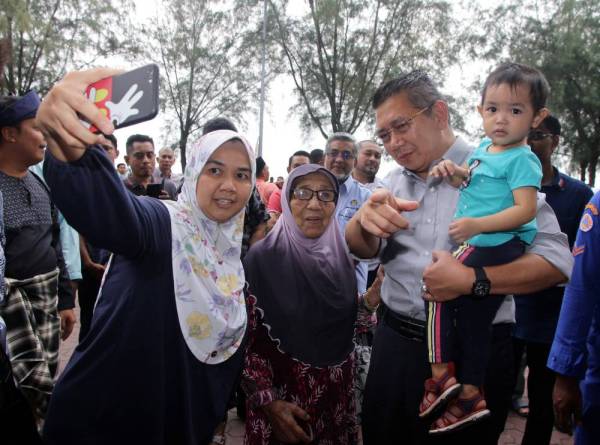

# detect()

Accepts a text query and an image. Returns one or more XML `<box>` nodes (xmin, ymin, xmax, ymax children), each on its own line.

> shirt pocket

<box><xmin>339</xmin><ymin>205</ymin><xmax>360</xmax><ymax>220</ymax></box>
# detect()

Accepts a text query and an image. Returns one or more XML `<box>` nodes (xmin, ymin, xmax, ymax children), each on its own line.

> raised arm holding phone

<box><xmin>37</xmin><ymin>68</ymin><xmax>255</xmax><ymax>445</ymax></box>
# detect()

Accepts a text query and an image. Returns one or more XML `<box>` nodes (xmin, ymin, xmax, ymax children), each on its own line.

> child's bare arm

<box><xmin>430</xmin><ymin>160</ymin><xmax>469</xmax><ymax>188</ymax></box>
<box><xmin>449</xmin><ymin>187</ymin><xmax>538</xmax><ymax>243</ymax></box>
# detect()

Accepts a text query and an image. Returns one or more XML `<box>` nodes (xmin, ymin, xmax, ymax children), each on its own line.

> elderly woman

<box><xmin>34</xmin><ymin>69</ymin><xmax>255</xmax><ymax>445</ymax></box>
<box><xmin>242</xmin><ymin>164</ymin><xmax>379</xmax><ymax>444</ymax></box>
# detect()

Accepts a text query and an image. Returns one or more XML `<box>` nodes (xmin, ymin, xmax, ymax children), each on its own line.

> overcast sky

<box><xmin>111</xmin><ymin>0</ymin><xmax>485</xmax><ymax>178</ymax></box>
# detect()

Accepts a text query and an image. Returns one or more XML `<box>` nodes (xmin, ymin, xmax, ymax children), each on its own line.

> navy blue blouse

<box><xmin>42</xmin><ymin>147</ymin><xmax>243</xmax><ymax>445</ymax></box>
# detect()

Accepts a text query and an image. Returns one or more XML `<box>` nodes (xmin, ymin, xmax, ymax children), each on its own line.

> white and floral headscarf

<box><xmin>164</xmin><ymin>130</ymin><xmax>255</xmax><ymax>364</ymax></box>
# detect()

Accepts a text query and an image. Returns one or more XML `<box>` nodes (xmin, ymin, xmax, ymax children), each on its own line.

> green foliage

<box><xmin>465</xmin><ymin>0</ymin><xmax>600</xmax><ymax>185</ymax></box>
<box><xmin>0</xmin><ymin>0</ymin><xmax>138</xmax><ymax>95</ymax></box>
<box><xmin>149</xmin><ymin>0</ymin><xmax>265</xmax><ymax>170</ymax></box>
<box><xmin>269</xmin><ymin>0</ymin><xmax>458</xmax><ymax>137</ymax></box>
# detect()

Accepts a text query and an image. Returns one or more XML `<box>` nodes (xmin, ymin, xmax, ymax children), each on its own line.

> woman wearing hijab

<box><xmin>34</xmin><ymin>69</ymin><xmax>255</xmax><ymax>445</ymax></box>
<box><xmin>242</xmin><ymin>164</ymin><xmax>379</xmax><ymax>444</ymax></box>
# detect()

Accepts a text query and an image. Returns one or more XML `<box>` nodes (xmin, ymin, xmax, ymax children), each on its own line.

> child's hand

<box><xmin>430</xmin><ymin>159</ymin><xmax>458</xmax><ymax>178</ymax></box>
<box><xmin>449</xmin><ymin>217</ymin><xmax>481</xmax><ymax>244</ymax></box>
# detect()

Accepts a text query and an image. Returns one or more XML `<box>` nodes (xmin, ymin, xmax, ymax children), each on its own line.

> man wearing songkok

<box><xmin>0</xmin><ymin>90</ymin><xmax>75</xmax><ymax>421</ymax></box>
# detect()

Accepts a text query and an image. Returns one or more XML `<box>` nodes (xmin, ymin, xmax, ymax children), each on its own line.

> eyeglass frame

<box><xmin>374</xmin><ymin>102</ymin><xmax>435</xmax><ymax>145</ymax></box>
<box><xmin>324</xmin><ymin>149</ymin><xmax>355</xmax><ymax>161</ymax></box>
<box><xmin>291</xmin><ymin>187</ymin><xmax>338</xmax><ymax>203</ymax></box>
<box><xmin>131</xmin><ymin>151</ymin><xmax>156</xmax><ymax>160</ymax></box>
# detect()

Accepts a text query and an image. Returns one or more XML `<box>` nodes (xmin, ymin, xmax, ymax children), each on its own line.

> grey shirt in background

<box><xmin>376</xmin><ymin>136</ymin><xmax>572</xmax><ymax>324</ymax></box>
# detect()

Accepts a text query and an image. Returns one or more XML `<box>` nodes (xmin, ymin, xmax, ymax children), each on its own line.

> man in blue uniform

<box><xmin>513</xmin><ymin>115</ymin><xmax>593</xmax><ymax>444</ymax></box>
<box><xmin>324</xmin><ymin>132</ymin><xmax>371</xmax><ymax>293</ymax></box>
<box><xmin>548</xmin><ymin>191</ymin><xmax>600</xmax><ymax>444</ymax></box>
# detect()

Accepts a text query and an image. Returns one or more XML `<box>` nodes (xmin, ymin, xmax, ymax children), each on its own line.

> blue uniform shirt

<box><xmin>455</xmin><ymin>138</ymin><xmax>542</xmax><ymax>246</ymax></box>
<box><xmin>514</xmin><ymin>168</ymin><xmax>593</xmax><ymax>343</ymax></box>
<box><xmin>336</xmin><ymin>176</ymin><xmax>371</xmax><ymax>293</ymax></box>
<box><xmin>30</xmin><ymin>161</ymin><xmax>82</xmax><ymax>280</ymax></box>
<box><xmin>541</xmin><ymin>168</ymin><xmax>594</xmax><ymax>248</ymax></box>
<box><xmin>548</xmin><ymin>191</ymin><xmax>600</xmax><ymax>406</ymax></box>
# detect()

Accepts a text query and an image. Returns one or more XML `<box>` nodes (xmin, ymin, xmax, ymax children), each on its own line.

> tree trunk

<box><xmin>179</xmin><ymin>131</ymin><xmax>189</xmax><ymax>172</ymax></box>
<box><xmin>579</xmin><ymin>160</ymin><xmax>587</xmax><ymax>183</ymax></box>
<box><xmin>588</xmin><ymin>156</ymin><xmax>598</xmax><ymax>188</ymax></box>
<box><xmin>5</xmin><ymin>16</ymin><xmax>15</xmax><ymax>94</ymax></box>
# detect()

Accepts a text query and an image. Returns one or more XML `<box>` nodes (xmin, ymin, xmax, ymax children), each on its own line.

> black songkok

<box><xmin>0</xmin><ymin>90</ymin><xmax>41</xmax><ymax>127</ymax></box>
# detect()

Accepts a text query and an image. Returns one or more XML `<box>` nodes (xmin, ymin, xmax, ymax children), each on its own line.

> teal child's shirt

<box><xmin>454</xmin><ymin>138</ymin><xmax>542</xmax><ymax>247</ymax></box>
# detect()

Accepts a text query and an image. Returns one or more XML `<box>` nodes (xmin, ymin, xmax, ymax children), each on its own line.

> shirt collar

<box><xmin>544</xmin><ymin>166</ymin><xmax>564</xmax><ymax>190</ymax></box>
<box><xmin>340</xmin><ymin>175</ymin><xmax>357</xmax><ymax>192</ymax></box>
<box><xmin>124</xmin><ymin>175</ymin><xmax>147</xmax><ymax>189</ymax></box>
<box><xmin>442</xmin><ymin>136</ymin><xmax>473</xmax><ymax>166</ymax></box>
<box><xmin>401</xmin><ymin>136</ymin><xmax>472</xmax><ymax>184</ymax></box>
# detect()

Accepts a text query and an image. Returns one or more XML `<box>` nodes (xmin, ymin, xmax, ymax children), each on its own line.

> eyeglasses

<box><xmin>528</xmin><ymin>130</ymin><xmax>554</xmax><ymax>141</ymax></box>
<box><xmin>375</xmin><ymin>103</ymin><xmax>433</xmax><ymax>144</ymax></box>
<box><xmin>325</xmin><ymin>149</ymin><xmax>354</xmax><ymax>161</ymax></box>
<box><xmin>132</xmin><ymin>151</ymin><xmax>155</xmax><ymax>160</ymax></box>
<box><xmin>292</xmin><ymin>188</ymin><xmax>337</xmax><ymax>202</ymax></box>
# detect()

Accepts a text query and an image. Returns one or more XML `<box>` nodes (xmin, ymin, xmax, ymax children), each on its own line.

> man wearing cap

<box><xmin>0</xmin><ymin>91</ymin><xmax>75</xmax><ymax>420</ymax></box>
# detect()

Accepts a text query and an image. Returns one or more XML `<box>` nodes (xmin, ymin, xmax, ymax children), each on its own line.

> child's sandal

<box><xmin>418</xmin><ymin>371</ymin><xmax>462</xmax><ymax>421</ymax></box>
<box><xmin>429</xmin><ymin>393</ymin><xmax>491</xmax><ymax>435</ymax></box>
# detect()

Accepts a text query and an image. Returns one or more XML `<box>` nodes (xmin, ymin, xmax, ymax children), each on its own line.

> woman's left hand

<box><xmin>263</xmin><ymin>400</ymin><xmax>312</xmax><ymax>443</ymax></box>
<box><xmin>364</xmin><ymin>266</ymin><xmax>384</xmax><ymax>310</ymax></box>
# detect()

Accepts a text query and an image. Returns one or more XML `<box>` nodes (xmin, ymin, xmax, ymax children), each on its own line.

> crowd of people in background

<box><xmin>0</xmin><ymin>55</ymin><xmax>598</xmax><ymax>445</ymax></box>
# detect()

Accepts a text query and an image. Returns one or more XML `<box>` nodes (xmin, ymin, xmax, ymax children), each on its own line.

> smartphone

<box><xmin>146</xmin><ymin>184</ymin><xmax>163</xmax><ymax>198</ymax></box>
<box><xmin>84</xmin><ymin>64</ymin><xmax>159</xmax><ymax>132</ymax></box>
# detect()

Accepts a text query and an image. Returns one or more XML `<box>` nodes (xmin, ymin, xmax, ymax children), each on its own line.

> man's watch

<box><xmin>471</xmin><ymin>267</ymin><xmax>491</xmax><ymax>299</ymax></box>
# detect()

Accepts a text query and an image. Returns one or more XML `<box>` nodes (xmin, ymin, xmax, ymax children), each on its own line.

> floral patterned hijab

<box><xmin>164</xmin><ymin>130</ymin><xmax>255</xmax><ymax>364</ymax></box>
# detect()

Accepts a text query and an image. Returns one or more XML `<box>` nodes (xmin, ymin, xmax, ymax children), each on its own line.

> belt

<box><xmin>381</xmin><ymin>304</ymin><xmax>426</xmax><ymax>342</ymax></box>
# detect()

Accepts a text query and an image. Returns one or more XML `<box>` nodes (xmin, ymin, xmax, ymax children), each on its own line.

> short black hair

<box><xmin>104</xmin><ymin>133</ymin><xmax>118</xmax><ymax>149</ymax></box>
<box><xmin>288</xmin><ymin>150</ymin><xmax>311</xmax><ymax>168</ymax></box>
<box><xmin>117</xmin><ymin>162</ymin><xmax>126</xmax><ymax>168</ymax></box>
<box><xmin>309</xmin><ymin>148</ymin><xmax>324</xmax><ymax>164</ymax></box>
<box><xmin>125</xmin><ymin>134</ymin><xmax>154</xmax><ymax>156</ymax></box>
<box><xmin>372</xmin><ymin>70</ymin><xmax>443</xmax><ymax>111</ymax></box>
<box><xmin>325</xmin><ymin>132</ymin><xmax>358</xmax><ymax>157</ymax></box>
<box><xmin>202</xmin><ymin>117</ymin><xmax>238</xmax><ymax>135</ymax></box>
<box><xmin>358</xmin><ymin>140</ymin><xmax>381</xmax><ymax>151</ymax></box>
<box><xmin>255</xmin><ymin>156</ymin><xmax>266</xmax><ymax>177</ymax></box>
<box><xmin>539</xmin><ymin>114</ymin><xmax>561</xmax><ymax>136</ymax></box>
<box><xmin>481</xmin><ymin>62</ymin><xmax>549</xmax><ymax>112</ymax></box>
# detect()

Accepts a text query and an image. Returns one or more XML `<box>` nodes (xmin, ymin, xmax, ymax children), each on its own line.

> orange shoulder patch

<box><xmin>585</xmin><ymin>203</ymin><xmax>599</xmax><ymax>215</ymax></box>
<box><xmin>573</xmin><ymin>245</ymin><xmax>585</xmax><ymax>257</ymax></box>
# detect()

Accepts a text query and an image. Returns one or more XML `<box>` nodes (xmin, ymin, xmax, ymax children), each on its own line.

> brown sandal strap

<box><xmin>425</xmin><ymin>371</ymin><xmax>455</xmax><ymax>393</ymax></box>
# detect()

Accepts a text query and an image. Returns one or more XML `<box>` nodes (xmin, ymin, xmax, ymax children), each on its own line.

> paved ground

<box><xmin>58</xmin><ymin>309</ymin><xmax>574</xmax><ymax>444</ymax></box>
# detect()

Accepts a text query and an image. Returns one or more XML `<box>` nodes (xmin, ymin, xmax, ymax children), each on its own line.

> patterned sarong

<box><xmin>0</xmin><ymin>268</ymin><xmax>59</xmax><ymax>418</ymax></box>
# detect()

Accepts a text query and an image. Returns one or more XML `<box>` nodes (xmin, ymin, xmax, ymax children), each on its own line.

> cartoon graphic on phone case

<box><xmin>83</xmin><ymin>64</ymin><xmax>159</xmax><ymax>132</ymax></box>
